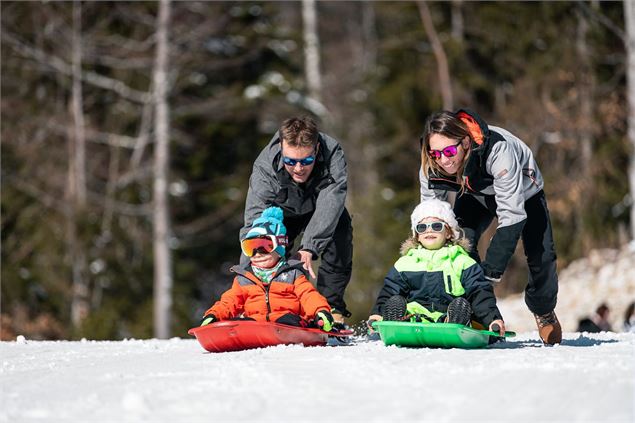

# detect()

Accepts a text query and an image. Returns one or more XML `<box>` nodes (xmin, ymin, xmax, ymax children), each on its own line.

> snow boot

<box><xmin>382</xmin><ymin>295</ymin><xmax>407</xmax><ymax>321</ymax></box>
<box><xmin>446</xmin><ymin>297</ymin><xmax>472</xmax><ymax>326</ymax></box>
<box><xmin>534</xmin><ymin>310</ymin><xmax>562</xmax><ymax>345</ymax></box>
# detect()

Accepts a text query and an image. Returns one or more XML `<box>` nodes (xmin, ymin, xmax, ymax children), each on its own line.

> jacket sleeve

<box><xmin>461</xmin><ymin>263</ymin><xmax>502</xmax><ymax>327</ymax></box>
<box><xmin>204</xmin><ymin>278</ymin><xmax>247</xmax><ymax>320</ymax></box>
<box><xmin>370</xmin><ymin>266</ymin><xmax>410</xmax><ymax>315</ymax></box>
<box><xmin>300</xmin><ymin>141</ymin><xmax>348</xmax><ymax>256</ymax></box>
<box><xmin>482</xmin><ymin>141</ymin><xmax>527</xmax><ymax>278</ymax></box>
<box><xmin>419</xmin><ymin>167</ymin><xmax>449</xmax><ymax>202</ymax></box>
<box><xmin>293</xmin><ymin>273</ymin><xmax>331</xmax><ymax>318</ymax></box>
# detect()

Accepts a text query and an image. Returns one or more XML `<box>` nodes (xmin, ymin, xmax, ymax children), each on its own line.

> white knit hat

<box><xmin>410</xmin><ymin>199</ymin><xmax>460</xmax><ymax>239</ymax></box>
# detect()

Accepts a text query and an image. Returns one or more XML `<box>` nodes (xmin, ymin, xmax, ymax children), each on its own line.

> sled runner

<box><xmin>188</xmin><ymin>320</ymin><xmax>352</xmax><ymax>353</ymax></box>
<box><xmin>372</xmin><ymin>321</ymin><xmax>516</xmax><ymax>349</ymax></box>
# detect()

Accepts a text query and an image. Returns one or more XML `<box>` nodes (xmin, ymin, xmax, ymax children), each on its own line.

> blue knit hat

<box><xmin>244</xmin><ymin>206</ymin><xmax>287</xmax><ymax>257</ymax></box>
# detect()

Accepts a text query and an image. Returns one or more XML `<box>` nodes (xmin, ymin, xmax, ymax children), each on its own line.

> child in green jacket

<box><xmin>369</xmin><ymin>199</ymin><xmax>505</xmax><ymax>334</ymax></box>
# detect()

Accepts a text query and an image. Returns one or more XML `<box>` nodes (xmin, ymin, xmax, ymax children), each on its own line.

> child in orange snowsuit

<box><xmin>201</xmin><ymin>207</ymin><xmax>335</xmax><ymax>331</ymax></box>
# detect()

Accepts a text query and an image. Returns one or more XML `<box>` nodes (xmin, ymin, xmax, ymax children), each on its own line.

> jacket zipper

<box><xmin>264</xmin><ymin>283</ymin><xmax>272</xmax><ymax>322</ymax></box>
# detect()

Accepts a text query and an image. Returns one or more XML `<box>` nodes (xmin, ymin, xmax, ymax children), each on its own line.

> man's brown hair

<box><xmin>279</xmin><ymin>116</ymin><xmax>319</xmax><ymax>148</ymax></box>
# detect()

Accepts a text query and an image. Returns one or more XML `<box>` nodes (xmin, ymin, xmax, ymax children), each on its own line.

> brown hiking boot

<box><xmin>534</xmin><ymin>311</ymin><xmax>562</xmax><ymax>345</ymax></box>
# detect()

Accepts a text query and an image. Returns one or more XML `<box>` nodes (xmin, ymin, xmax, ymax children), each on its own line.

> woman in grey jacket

<box><xmin>419</xmin><ymin>109</ymin><xmax>561</xmax><ymax>344</ymax></box>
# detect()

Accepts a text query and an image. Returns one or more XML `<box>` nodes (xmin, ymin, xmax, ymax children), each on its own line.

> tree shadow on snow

<box><xmin>489</xmin><ymin>334</ymin><xmax>619</xmax><ymax>349</ymax></box>
<box><xmin>560</xmin><ymin>334</ymin><xmax>619</xmax><ymax>347</ymax></box>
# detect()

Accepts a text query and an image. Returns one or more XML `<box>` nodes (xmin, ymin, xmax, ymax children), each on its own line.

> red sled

<box><xmin>188</xmin><ymin>320</ymin><xmax>349</xmax><ymax>353</ymax></box>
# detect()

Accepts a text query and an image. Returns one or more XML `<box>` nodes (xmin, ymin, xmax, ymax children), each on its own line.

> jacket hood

<box><xmin>399</xmin><ymin>243</ymin><xmax>471</xmax><ymax>265</ymax></box>
<box><xmin>454</xmin><ymin>108</ymin><xmax>490</xmax><ymax>149</ymax></box>
<box><xmin>400</xmin><ymin>237</ymin><xmax>420</xmax><ymax>256</ymax></box>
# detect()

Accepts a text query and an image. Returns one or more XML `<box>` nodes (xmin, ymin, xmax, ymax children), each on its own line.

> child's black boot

<box><xmin>446</xmin><ymin>297</ymin><xmax>472</xmax><ymax>326</ymax></box>
<box><xmin>382</xmin><ymin>295</ymin><xmax>407</xmax><ymax>321</ymax></box>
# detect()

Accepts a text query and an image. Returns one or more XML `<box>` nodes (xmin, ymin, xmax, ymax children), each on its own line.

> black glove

<box><xmin>200</xmin><ymin>314</ymin><xmax>217</xmax><ymax>326</ymax></box>
<box><xmin>481</xmin><ymin>264</ymin><xmax>502</xmax><ymax>284</ymax></box>
<box><xmin>315</xmin><ymin>310</ymin><xmax>335</xmax><ymax>332</ymax></box>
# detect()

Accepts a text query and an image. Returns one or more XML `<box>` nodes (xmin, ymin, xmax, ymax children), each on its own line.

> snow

<box><xmin>2</xmin><ymin>245</ymin><xmax>635</xmax><ymax>422</ymax></box>
<box><xmin>1</xmin><ymin>333</ymin><xmax>634</xmax><ymax>422</ymax></box>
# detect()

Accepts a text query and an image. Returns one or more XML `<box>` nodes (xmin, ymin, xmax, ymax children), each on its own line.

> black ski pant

<box><xmin>284</xmin><ymin>208</ymin><xmax>353</xmax><ymax>317</ymax></box>
<box><xmin>453</xmin><ymin>190</ymin><xmax>558</xmax><ymax>315</ymax></box>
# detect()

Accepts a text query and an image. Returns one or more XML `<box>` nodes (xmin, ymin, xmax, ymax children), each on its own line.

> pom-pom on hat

<box><xmin>410</xmin><ymin>199</ymin><xmax>460</xmax><ymax>239</ymax></box>
<box><xmin>244</xmin><ymin>206</ymin><xmax>287</xmax><ymax>257</ymax></box>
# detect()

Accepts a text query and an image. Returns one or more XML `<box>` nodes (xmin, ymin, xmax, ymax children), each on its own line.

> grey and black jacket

<box><xmin>241</xmin><ymin>131</ymin><xmax>347</xmax><ymax>258</ymax></box>
<box><xmin>419</xmin><ymin>109</ymin><xmax>544</xmax><ymax>278</ymax></box>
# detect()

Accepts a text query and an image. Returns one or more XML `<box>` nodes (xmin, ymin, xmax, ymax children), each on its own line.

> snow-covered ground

<box><xmin>1</xmin><ymin>332</ymin><xmax>634</xmax><ymax>422</ymax></box>
<box><xmin>2</xmin><ymin>244</ymin><xmax>635</xmax><ymax>422</ymax></box>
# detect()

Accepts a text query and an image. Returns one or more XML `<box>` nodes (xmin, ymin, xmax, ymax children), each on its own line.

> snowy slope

<box><xmin>2</xmin><ymin>245</ymin><xmax>634</xmax><ymax>422</ymax></box>
<box><xmin>1</xmin><ymin>333</ymin><xmax>634</xmax><ymax>422</ymax></box>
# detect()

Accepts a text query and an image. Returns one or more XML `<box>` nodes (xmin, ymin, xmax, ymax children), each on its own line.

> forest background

<box><xmin>2</xmin><ymin>1</ymin><xmax>633</xmax><ymax>340</ymax></box>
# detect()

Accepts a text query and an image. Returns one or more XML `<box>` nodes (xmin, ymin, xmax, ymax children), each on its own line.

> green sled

<box><xmin>372</xmin><ymin>321</ymin><xmax>516</xmax><ymax>349</ymax></box>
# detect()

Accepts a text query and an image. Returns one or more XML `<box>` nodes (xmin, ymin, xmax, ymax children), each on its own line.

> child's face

<box><xmin>416</xmin><ymin>217</ymin><xmax>451</xmax><ymax>250</ymax></box>
<box><xmin>250</xmin><ymin>250</ymin><xmax>281</xmax><ymax>268</ymax></box>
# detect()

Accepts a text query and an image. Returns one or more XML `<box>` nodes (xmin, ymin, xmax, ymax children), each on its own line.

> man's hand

<box><xmin>294</xmin><ymin>250</ymin><xmax>316</xmax><ymax>279</ymax></box>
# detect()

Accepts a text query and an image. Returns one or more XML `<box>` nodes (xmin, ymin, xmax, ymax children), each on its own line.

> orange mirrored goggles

<box><xmin>240</xmin><ymin>235</ymin><xmax>287</xmax><ymax>257</ymax></box>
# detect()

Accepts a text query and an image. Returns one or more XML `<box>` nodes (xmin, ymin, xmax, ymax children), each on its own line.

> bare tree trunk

<box><xmin>69</xmin><ymin>0</ymin><xmax>89</xmax><ymax>328</ymax></box>
<box><xmin>575</xmin><ymin>5</ymin><xmax>596</xmax><ymax>250</ymax></box>
<box><xmin>302</xmin><ymin>0</ymin><xmax>322</xmax><ymax>102</ymax></box>
<box><xmin>625</xmin><ymin>0</ymin><xmax>635</xmax><ymax>240</ymax></box>
<box><xmin>71</xmin><ymin>1</ymin><xmax>86</xmax><ymax>207</ymax></box>
<box><xmin>417</xmin><ymin>1</ymin><xmax>453</xmax><ymax>110</ymax></box>
<box><xmin>153</xmin><ymin>0</ymin><xmax>173</xmax><ymax>339</ymax></box>
<box><xmin>451</xmin><ymin>0</ymin><xmax>464</xmax><ymax>43</ymax></box>
<box><xmin>576</xmin><ymin>6</ymin><xmax>593</xmax><ymax>178</ymax></box>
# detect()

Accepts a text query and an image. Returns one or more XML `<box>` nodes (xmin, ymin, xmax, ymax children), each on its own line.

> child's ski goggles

<box><xmin>240</xmin><ymin>235</ymin><xmax>288</xmax><ymax>257</ymax></box>
<box><xmin>414</xmin><ymin>222</ymin><xmax>446</xmax><ymax>234</ymax></box>
<box><xmin>427</xmin><ymin>140</ymin><xmax>462</xmax><ymax>160</ymax></box>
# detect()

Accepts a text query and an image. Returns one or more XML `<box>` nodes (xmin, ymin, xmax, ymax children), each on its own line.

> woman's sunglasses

<box><xmin>240</xmin><ymin>235</ymin><xmax>287</xmax><ymax>257</ymax></box>
<box><xmin>415</xmin><ymin>222</ymin><xmax>446</xmax><ymax>234</ymax></box>
<box><xmin>282</xmin><ymin>155</ymin><xmax>315</xmax><ymax>167</ymax></box>
<box><xmin>427</xmin><ymin>140</ymin><xmax>463</xmax><ymax>160</ymax></box>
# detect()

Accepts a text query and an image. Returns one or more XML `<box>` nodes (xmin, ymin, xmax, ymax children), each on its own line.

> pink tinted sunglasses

<box><xmin>427</xmin><ymin>139</ymin><xmax>463</xmax><ymax>160</ymax></box>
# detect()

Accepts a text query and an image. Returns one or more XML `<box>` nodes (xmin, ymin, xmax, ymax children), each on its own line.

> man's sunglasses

<box><xmin>427</xmin><ymin>140</ymin><xmax>463</xmax><ymax>160</ymax></box>
<box><xmin>240</xmin><ymin>235</ymin><xmax>287</xmax><ymax>257</ymax></box>
<box><xmin>415</xmin><ymin>222</ymin><xmax>446</xmax><ymax>234</ymax></box>
<box><xmin>282</xmin><ymin>155</ymin><xmax>316</xmax><ymax>167</ymax></box>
